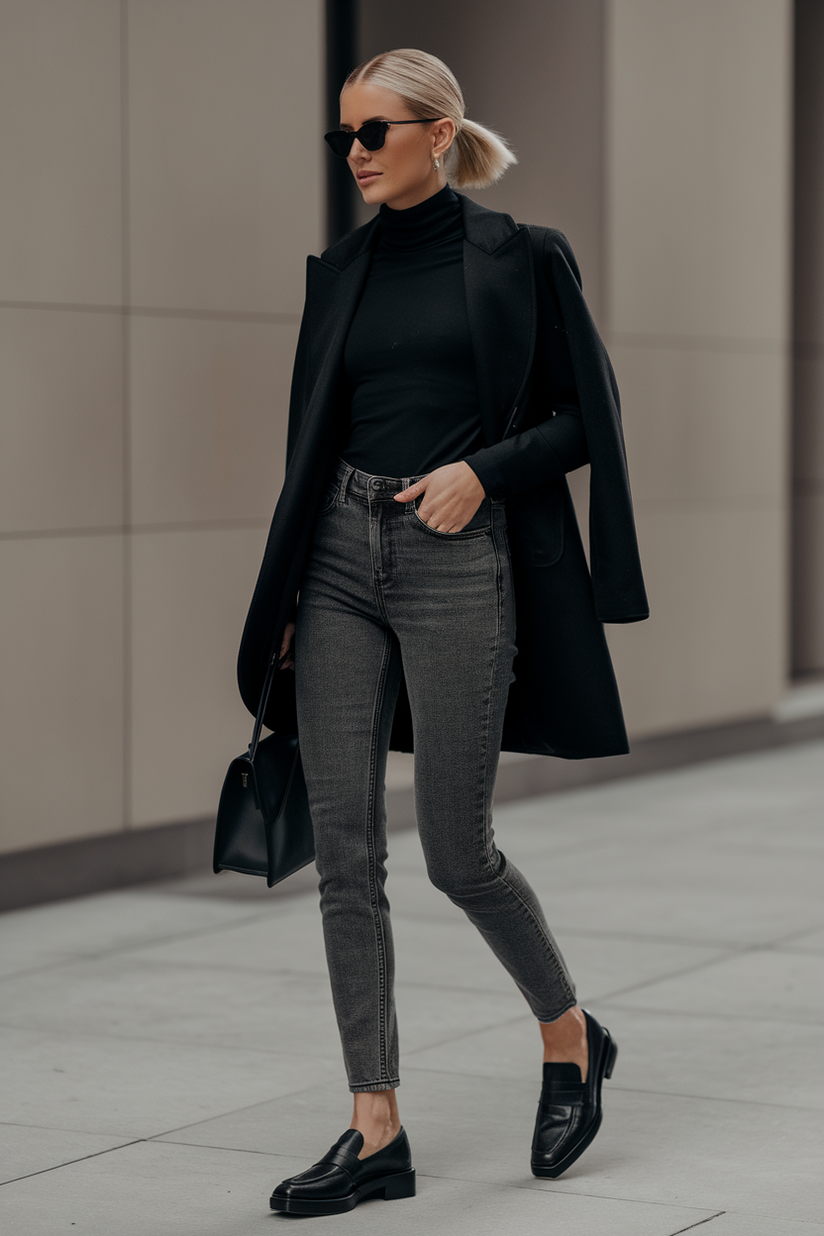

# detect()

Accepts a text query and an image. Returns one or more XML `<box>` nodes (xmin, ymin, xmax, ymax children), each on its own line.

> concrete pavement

<box><xmin>1</xmin><ymin>740</ymin><xmax>823</xmax><ymax>1234</ymax></box>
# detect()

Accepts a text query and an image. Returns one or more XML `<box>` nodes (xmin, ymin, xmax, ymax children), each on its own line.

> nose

<box><xmin>349</xmin><ymin>138</ymin><xmax>370</xmax><ymax>161</ymax></box>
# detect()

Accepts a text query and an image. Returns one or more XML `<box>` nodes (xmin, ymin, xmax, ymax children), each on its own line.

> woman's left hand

<box><xmin>394</xmin><ymin>461</ymin><xmax>486</xmax><ymax>532</ymax></box>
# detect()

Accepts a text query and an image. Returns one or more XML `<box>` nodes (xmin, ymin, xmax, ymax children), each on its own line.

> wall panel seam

<box><xmin>0</xmin><ymin>300</ymin><xmax>300</xmax><ymax>325</ymax></box>
<box><xmin>608</xmin><ymin>333</ymin><xmax>790</xmax><ymax>355</ymax></box>
<box><xmin>121</xmin><ymin>0</ymin><xmax>132</xmax><ymax>835</ymax></box>
<box><xmin>0</xmin><ymin>520</ymin><xmax>271</xmax><ymax>544</ymax></box>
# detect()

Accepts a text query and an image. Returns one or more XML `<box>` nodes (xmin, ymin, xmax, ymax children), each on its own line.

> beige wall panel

<box><xmin>358</xmin><ymin>0</ymin><xmax>607</xmax><ymax>321</ymax></box>
<box><xmin>611</xmin><ymin>343</ymin><xmax>787</xmax><ymax>506</ymax></box>
<box><xmin>0</xmin><ymin>535</ymin><xmax>123</xmax><ymax>855</ymax></box>
<box><xmin>0</xmin><ymin>0</ymin><xmax>121</xmax><ymax>305</ymax></box>
<box><xmin>792</xmin><ymin>493</ymin><xmax>824</xmax><ymax>672</ymax></box>
<box><xmin>793</xmin><ymin>354</ymin><xmax>824</xmax><ymax>484</ymax></box>
<box><xmin>606</xmin><ymin>0</ymin><xmax>792</xmax><ymax>340</ymax></box>
<box><xmin>129</xmin><ymin>527</ymin><xmax>267</xmax><ymax>827</ymax></box>
<box><xmin>0</xmin><ymin>308</ymin><xmax>122</xmax><ymax>535</ymax></box>
<box><xmin>607</xmin><ymin>504</ymin><xmax>787</xmax><ymax>736</ymax></box>
<box><xmin>129</xmin><ymin>315</ymin><xmax>298</xmax><ymax>526</ymax></box>
<box><xmin>128</xmin><ymin>0</ymin><xmax>323</xmax><ymax>314</ymax></box>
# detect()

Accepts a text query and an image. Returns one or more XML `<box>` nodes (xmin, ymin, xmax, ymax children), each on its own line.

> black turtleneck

<box><xmin>339</xmin><ymin>185</ymin><xmax>485</xmax><ymax>478</ymax></box>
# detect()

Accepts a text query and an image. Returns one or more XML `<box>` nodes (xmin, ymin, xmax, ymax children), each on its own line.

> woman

<box><xmin>238</xmin><ymin>49</ymin><xmax>648</xmax><ymax>1217</ymax></box>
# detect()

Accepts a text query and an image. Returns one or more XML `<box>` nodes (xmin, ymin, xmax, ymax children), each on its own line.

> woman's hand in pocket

<box><xmin>279</xmin><ymin>621</ymin><xmax>296</xmax><ymax>670</ymax></box>
<box><xmin>394</xmin><ymin>461</ymin><xmax>485</xmax><ymax>532</ymax></box>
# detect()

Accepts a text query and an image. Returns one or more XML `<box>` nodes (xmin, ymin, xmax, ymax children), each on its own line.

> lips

<box><xmin>357</xmin><ymin>171</ymin><xmax>381</xmax><ymax>183</ymax></box>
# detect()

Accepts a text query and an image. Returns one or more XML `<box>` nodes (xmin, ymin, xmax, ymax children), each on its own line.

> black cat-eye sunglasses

<box><xmin>324</xmin><ymin>118</ymin><xmax>442</xmax><ymax>158</ymax></box>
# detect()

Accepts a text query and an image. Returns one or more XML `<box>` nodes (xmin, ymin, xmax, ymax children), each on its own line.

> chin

<box><xmin>357</xmin><ymin>180</ymin><xmax>391</xmax><ymax>206</ymax></box>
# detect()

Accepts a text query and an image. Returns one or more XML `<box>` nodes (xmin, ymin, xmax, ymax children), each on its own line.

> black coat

<box><xmin>237</xmin><ymin>193</ymin><xmax>649</xmax><ymax>758</ymax></box>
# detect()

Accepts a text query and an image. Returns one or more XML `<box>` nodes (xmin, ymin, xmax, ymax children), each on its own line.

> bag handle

<box><xmin>249</xmin><ymin>646</ymin><xmax>291</xmax><ymax>761</ymax></box>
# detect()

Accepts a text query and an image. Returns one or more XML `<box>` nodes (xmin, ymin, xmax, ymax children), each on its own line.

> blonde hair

<box><xmin>344</xmin><ymin>49</ymin><xmax>517</xmax><ymax>190</ymax></box>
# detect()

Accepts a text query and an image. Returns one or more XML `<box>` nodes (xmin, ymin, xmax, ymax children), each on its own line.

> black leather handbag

<box><xmin>213</xmin><ymin>650</ymin><xmax>314</xmax><ymax>888</ymax></box>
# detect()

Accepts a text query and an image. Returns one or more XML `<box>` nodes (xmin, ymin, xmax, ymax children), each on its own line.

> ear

<box><xmin>432</xmin><ymin>117</ymin><xmax>457</xmax><ymax>158</ymax></box>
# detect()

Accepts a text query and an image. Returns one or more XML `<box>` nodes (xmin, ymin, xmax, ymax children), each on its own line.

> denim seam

<box><xmin>362</xmin><ymin>625</ymin><xmax>394</xmax><ymax>1088</ymax></box>
<box><xmin>337</xmin><ymin>460</ymin><xmax>356</xmax><ymax>506</ymax></box>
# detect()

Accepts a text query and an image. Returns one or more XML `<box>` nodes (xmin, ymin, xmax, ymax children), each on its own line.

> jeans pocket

<box><xmin>413</xmin><ymin>494</ymin><xmax>492</xmax><ymax>538</ymax></box>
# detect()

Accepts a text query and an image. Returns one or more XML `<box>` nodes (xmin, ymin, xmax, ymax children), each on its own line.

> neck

<box><xmin>377</xmin><ymin>185</ymin><xmax>461</xmax><ymax>252</ymax></box>
<box><xmin>381</xmin><ymin>174</ymin><xmax>448</xmax><ymax>212</ymax></box>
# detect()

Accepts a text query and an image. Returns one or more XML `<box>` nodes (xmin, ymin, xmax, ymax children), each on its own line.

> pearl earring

<box><xmin>434</xmin><ymin>158</ymin><xmax>440</xmax><ymax>170</ymax></box>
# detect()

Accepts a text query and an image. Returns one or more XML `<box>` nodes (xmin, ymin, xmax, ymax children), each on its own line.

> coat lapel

<box><xmin>460</xmin><ymin>194</ymin><xmax>537</xmax><ymax>447</ymax></box>
<box><xmin>302</xmin><ymin>216</ymin><xmax>380</xmax><ymax>432</ymax></box>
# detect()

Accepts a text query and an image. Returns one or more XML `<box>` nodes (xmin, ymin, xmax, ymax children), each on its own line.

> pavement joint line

<box><xmin>0</xmin><ymin>1019</ymin><xmax>345</xmax><ymax>1059</ymax></box>
<box><xmin>395</xmin><ymin>1066</ymin><xmax>824</xmax><ymax>1113</ymax></box>
<box><xmin>667</xmin><ymin>1212</ymin><xmax>726</xmax><ymax>1235</ymax></box>
<box><xmin>552</xmin><ymin>927</ymin><xmax>759</xmax><ymax>949</ymax></box>
<box><xmin>0</xmin><ymin>1118</ymin><xmax>140</xmax><ymax>1136</ymax></box>
<box><xmin>0</xmin><ymin>907</ymin><xmax>313</xmax><ymax>984</ymax></box>
<box><xmin>145</xmin><ymin>1081</ymin><xmax>357</xmax><ymax>1140</ymax></box>
<box><xmin>577</xmin><ymin>942</ymin><xmax>778</xmax><ymax>1005</ymax></box>
<box><xmin>769</xmin><ymin>921</ymin><xmax>824</xmax><ymax>945</ymax></box>
<box><xmin>0</xmin><ymin>1139</ymin><xmax>143</xmax><ymax>1189</ymax></box>
<box><xmin>585</xmin><ymin>1083</ymin><xmax>824</xmax><ymax>1113</ymax></box>
<box><xmin>0</xmin><ymin>930</ymin><xmax>763</xmax><ymax>990</ymax></box>
<box><xmin>592</xmin><ymin>1002</ymin><xmax>824</xmax><ymax>1026</ymax></box>
<box><xmin>391</xmin><ymin>1167</ymin><xmax>726</xmax><ymax>1211</ymax></box>
<box><xmin>0</xmin><ymin>1136</ymin><xmax>724</xmax><ymax>1219</ymax></box>
<box><xmin>403</xmin><ymin>1010</ymin><xmax>545</xmax><ymax>1058</ymax></box>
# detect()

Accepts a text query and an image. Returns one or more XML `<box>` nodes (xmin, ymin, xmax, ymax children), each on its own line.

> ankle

<box><xmin>540</xmin><ymin>1006</ymin><xmax>589</xmax><ymax>1080</ymax></box>
<box><xmin>350</xmin><ymin>1090</ymin><xmax>401</xmax><ymax>1158</ymax></box>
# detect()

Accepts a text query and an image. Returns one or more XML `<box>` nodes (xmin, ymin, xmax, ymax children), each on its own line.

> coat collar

<box><xmin>305</xmin><ymin>192</ymin><xmax>537</xmax><ymax>448</ymax></box>
<box><xmin>317</xmin><ymin>191</ymin><xmax>521</xmax><ymax>267</ymax></box>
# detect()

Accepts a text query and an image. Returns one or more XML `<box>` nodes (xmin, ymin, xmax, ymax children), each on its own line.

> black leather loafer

<box><xmin>531</xmin><ymin>1007</ymin><xmax>618</xmax><ymax>1178</ymax></box>
<box><xmin>269</xmin><ymin>1127</ymin><xmax>415</xmax><ymax>1216</ymax></box>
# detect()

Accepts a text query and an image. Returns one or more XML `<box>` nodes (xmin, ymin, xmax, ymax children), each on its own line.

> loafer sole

<box><xmin>269</xmin><ymin>1167</ymin><xmax>416</xmax><ymax>1215</ymax></box>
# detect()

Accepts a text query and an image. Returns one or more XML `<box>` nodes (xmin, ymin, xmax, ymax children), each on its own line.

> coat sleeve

<box><xmin>546</xmin><ymin>229</ymin><xmax>649</xmax><ymax>623</ymax></box>
<box><xmin>459</xmin><ymin>229</ymin><xmax>589</xmax><ymax>499</ymax></box>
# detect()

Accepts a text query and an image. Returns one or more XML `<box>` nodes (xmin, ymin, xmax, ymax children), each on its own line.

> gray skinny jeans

<box><xmin>294</xmin><ymin>456</ymin><xmax>576</xmax><ymax>1092</ymax></box>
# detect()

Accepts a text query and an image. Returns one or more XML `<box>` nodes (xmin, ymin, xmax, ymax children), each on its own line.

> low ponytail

<box><xmin>451</xmin><ymin>118</ymin><xmax>517</xmax><ymax>189</ymax></box>
<box><xmin>345</xmin><ymin>49</ymin><xmax>517</xmax><ymax>191</ymax></box>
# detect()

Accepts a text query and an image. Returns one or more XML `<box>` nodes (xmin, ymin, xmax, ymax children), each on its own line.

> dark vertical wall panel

<box><xmin>326</xmin><ymin>0</ymin><xmax>359</xmax><ymax>243</ymax></box>
<box><xmin>792</xmin><ymin>0</ymin><xmax>824</xmax><ymax>675</ymax></box>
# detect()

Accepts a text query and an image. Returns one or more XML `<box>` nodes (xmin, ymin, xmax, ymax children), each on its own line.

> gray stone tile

<box><xmin>0</xmin><ymin>1124</ymin><xmax>132</xmax><ymax>1186</ymax></box>
<box><xmin>119</xmin><ymin>896</ymin><xmax>329</xmax><ymax>977</ymax></box>
<box><xmin>381</xmin><ymin>755</ymin><xmax>824</xmax><ymax>949</ymax></box>
<box><xmin>494</xmin><ymin>740</ymin><xmax>824</xmax><ymax>845</ymax></box>
<box><xmin>153</xmin><ymin>1068</ymin><xmax>824</xmax><ymax>1222</ymax></box>
<box><xmin>0</xmin><ymin>1025</ymin><xmax>340</xmax><ymax>1138</ymax></box>
<box><xmin>405</xmin><ymin>1006</ymin><xmax>824</xmax><ymax>1110</ymax></box>
<box><xmin>1</xmin><ymin>740</ymin><xmax>821</xmax><ymax>1229</ymax></box>
<box><xmin>607</xmin><ymin>948</ymin><xmax>824</xmax><ymax>1023</ymax></box>
<box><xmin>0</xmin><ymin>958</ymin><xmax>342</xmax><ymax>1058</ymax></box>
<box><xmin>0</xmin><ymin>954</ymin><xmax>528</xmax><ymax>1059</ymax></box>
<box><xmin>0</xmin><ymin>1137</ymin><xmax>711</xmax><ymax>1236</ymax></box>
<box><xmin>397</xmin><ymin>1071</ymin><xmax>824</xmax><ymax>1222</ymax></box>
<box><xmin>120</xmin><ymin>900</ymin><xmax>725</xmax><ymax>1005</ymax></box>
<box><xmin>521</xmin><ymin>839</ymin><xmax>824</xmax><ymax>947</ymax></box>
<box><xmin>0</xmin><ymin>890</ymin><xmax>264</xmax><ymax>979</ymax></box>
